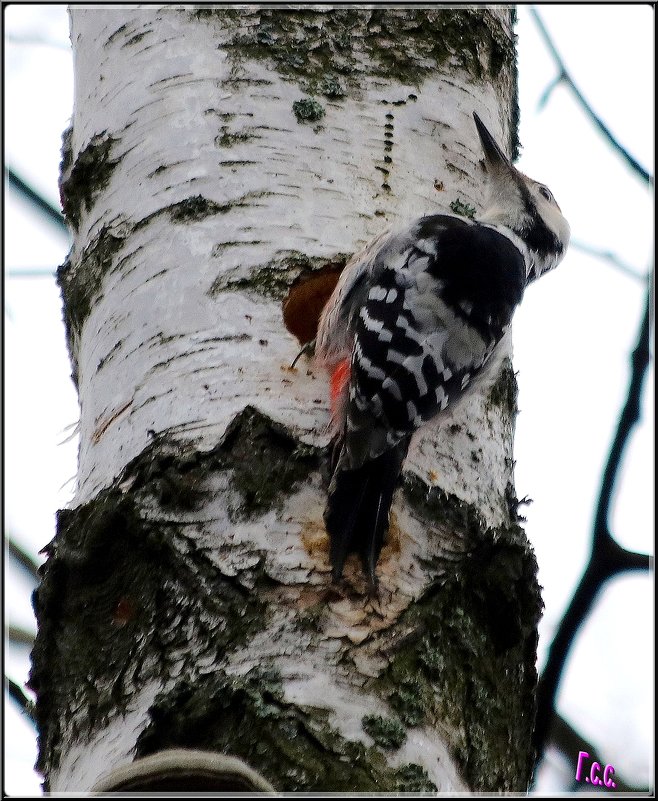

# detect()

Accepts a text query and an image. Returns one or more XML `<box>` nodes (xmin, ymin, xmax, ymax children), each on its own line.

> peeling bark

<box><xmin>30</xmin><ymin>6</ymin><xmax>540</xmax><ymax>793</ymax></box>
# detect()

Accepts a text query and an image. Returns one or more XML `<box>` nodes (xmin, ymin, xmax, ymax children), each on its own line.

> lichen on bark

<box><xmin>193</xmin><ymin>8</ymin><xmax>515</xmax><ymax>91</ymax></box>
<box><xmin>366</xmin><ymin>471</ymin><xmax>543</xmax><ymax>792</ymax></box>
<box><xmin>28</xmin><ymin>408</ymin><xmax>320</xmax><ymax>788</ymax></box>
<box><xmin>486</xmin><ymin>357</ymin><xmax>519</xmax><ymax>419</ymax></box>
<box><xmin>191</xmin><ymin>7</ymin><xmax>520</xmax><ymax>162</ymax></box>
<box><xmin>44</xmin><ymin>5</ymin><xmax>535</xmax><ymax>792</ymax></box>
<box><xmin>219</xmin><ymin>406</ymin><xmax>321</xmax><ymax>521</ymax></box>
<box><xmin>134</xmin><ymin>666</ymin><xmax>436</xmax><ymax>792</ymax></box>
<box><xmin>57</xmin><ymin>226</ymin><xmax>126</xmax><ymax>387</ymax></box>
<box><xmin>59</xmin><ymin>132</ymin><xmax>120</xmax><ymax>231</ymax></box>
<box><xmin>209</xmin><ymin>251</ymin><xmax>341</xmax><ymax>301</ymax></box>
<box><xmin>57</xmin><ymin>191</ymin><xmax>280</xmax><ymax>387</ymax></box>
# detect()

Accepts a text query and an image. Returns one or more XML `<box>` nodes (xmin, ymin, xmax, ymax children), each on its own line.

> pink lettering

<box><xmin>590</xmin><ymin>761</ymin><xmax>602</xmax><ymax>786</ymax></box>
<box><xmin>575</xmin><ymin>751</ymin><xmax>589</xmax><ymax>782</ymax></box>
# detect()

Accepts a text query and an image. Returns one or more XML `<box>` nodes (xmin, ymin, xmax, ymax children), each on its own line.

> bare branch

<box><xmin>530</xmin><ymin>8</ymin><xmax>652</xmax><ymax>187</ymax></box>
<box><xmin>6</xmin><ymin>268</ymin><xmax>57</xmax><ymax>278</ymax></box>
<box><xmin>6</xmin><ymin>625</ymin><xmax>35</xmax><ymax>648</ymax></box>
<box><xmin>5</xmin><ymin>166</ymin><xmax>70</xmax><ymax>236</ymax></box>
<box><xmin>6</xmin><ymin>536</ymin><xmax>41</xmax><ymax>585</ymax></box>
<box><xmin>570</xmin><ymin>239</ymin><xmax>648</xmax><ymax>283</ymax></box>
<box><xmin>534</xmin><ymin>273</ymin><xmax>654</xmax><ymax>758</ymax></box>
<box><xmin>594</xmin><ymin>272</ymin><xmax>653</xmax><ymax>547</ymax></box>
<box><xmin>5</xmin><ymin>675</ymin><xmax>36</xmax><ymax>722</ymax></box>
<box><xmin>6</xmin><ymin>31</ymin><xmax>71</xmax><ymax>50</ymax></box>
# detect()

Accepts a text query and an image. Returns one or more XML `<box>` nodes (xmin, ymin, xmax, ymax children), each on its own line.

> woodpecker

<box><xmin>315</xmin><ymin>111</ymin><xmax>570</xmax><ymax>589</ymax></box>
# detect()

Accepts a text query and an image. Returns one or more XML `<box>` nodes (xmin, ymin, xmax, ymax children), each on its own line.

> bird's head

<box><xmin>473</xmin><ymin>111</ymin><xmax>570</xmax><ymax>282</ymax></box>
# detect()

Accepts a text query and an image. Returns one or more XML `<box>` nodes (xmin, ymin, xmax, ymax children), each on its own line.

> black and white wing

<box><xmin>342</xmin><ymin>214</ymin><xmax>526</xmax><ymax>469</ymax></box>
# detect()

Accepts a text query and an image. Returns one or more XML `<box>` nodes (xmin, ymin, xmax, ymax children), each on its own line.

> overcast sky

<box><xmin>4</xmin><ymin>5</ymin><xmax>654</xmax><ymax>795</ymax></box>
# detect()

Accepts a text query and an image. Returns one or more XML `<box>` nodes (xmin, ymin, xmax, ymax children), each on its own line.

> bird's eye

<box><xmin>538</xmin><ymin>185</ymin><xmax>553</xmax><ymax>203</ymax></box>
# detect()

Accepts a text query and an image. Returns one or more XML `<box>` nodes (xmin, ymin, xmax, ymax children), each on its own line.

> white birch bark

<box><xmin>31</xmin><ymin>7</ymin><xmax>539</xmax><ymax>794</ymax></box>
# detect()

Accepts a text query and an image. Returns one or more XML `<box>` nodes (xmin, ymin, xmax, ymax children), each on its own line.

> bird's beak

<box><xmin>473</xmin><ymin>112</ymin><xmax>512</xmax><ymax>173</ymax></box>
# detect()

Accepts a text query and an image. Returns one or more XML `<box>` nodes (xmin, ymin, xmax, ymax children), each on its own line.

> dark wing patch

<box><xmin>344</xmin><ymin>215</ymin><xmax>527</xmax><ymax>464</ymax></box>
<box><xmin>421</xmin><ymin>215</ymin><xmax>526</xmax><ymax>340</ymax></box>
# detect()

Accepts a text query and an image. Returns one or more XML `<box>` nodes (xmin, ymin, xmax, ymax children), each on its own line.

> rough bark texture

<box><xmin>30</xmin><ymin>7</ymin><xmax>541</xmax><ymax>793</ymax></box>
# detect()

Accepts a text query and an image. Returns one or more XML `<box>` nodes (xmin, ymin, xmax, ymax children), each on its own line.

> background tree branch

<box><xmin>531</xmin><ymin>8</ymin><xmax>652</xmax><ymax>187</ymax></box>
<box><xmin>6</xmin><ymin>676</ymin><xmax>36</xmax><ymax>722</ymax></box>
<box><xmin>570</xmin><ymin>240</ymin><xmax>648</xmax><ymax>283</ymax></box>
<box><xmin>5</xmin><ymin>166</ymin><xmax>69</xmax><ymax>236</ymax></box>
<box><xmin>6</xmin><ymin>536</ymin><xmax>41</xmax><ymax>585</ymax></box>
<box><xmin>534</xmin><ymin>274</ymin><xmax>653</xmax><ymax>758</ymax></box>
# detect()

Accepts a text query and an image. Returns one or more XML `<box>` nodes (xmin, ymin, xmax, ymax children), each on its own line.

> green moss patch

<box><xmin>292</xmin><ymin>98</ymin><xmax>325</xmax><ymax>123</ymax></box>
<box><xmin>28</xmin><ymin>407</ymin><xmax>321</xmax><ymax>786</ymax></box>
<box><xmin>394</xmin><ymin>763</ymin><xmax>437</xmax><ymax>792</ymax></box>
<box><xmin>449</xmin><ymin>198</ymin><xmax>477</xmax><ymax>219</ymax></box>
<box><xmin>218</xmin><ymin>406</ymin><xmax>320</xmax><ymax>521</ymax></box>
<box><xmin>370</xmin><ymin>478</ymin><xmax>542</xmax><ymax>791</ymax></box>
<box><xmin>193</xmin><ymin>9</ymin><xmax>515</xmax><ymax>94</ymax></box>
<box><xmin>486</xmin><ymin>358</ymin><xmax>518</xmax><ymax>419</ymax></box>
<box><xmin>136</xmin><ymin>666</ymin><xmax>439</xmax><ymax>791</ymax></box>
<box><xmin>362</xmin><ymin>714</ymin><xmax>406</xmax><ymax>749</ymax></box>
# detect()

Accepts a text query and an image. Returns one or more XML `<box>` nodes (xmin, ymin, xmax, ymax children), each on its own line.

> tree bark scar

<box><xmin>92</xmin><ymin>400</ymin><xmax>133</xmax><ymax>444</ymax></box>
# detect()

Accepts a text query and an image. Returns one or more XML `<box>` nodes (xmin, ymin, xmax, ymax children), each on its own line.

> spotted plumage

<box><xmin>345</xmin><ymin>216</ymin><xmax>526</xmax><ymax>461</ymax></box>
<box><xmin>316</xmin><ymin>112</ymin><xmax>570</xmax><ymax>587</ymax></box>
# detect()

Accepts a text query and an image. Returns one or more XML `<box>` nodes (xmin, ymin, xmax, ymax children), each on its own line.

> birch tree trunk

<box><xmin>30</xmin><ymin>7</ymin><xmax>541</xmax><ymax>793</ymax></box>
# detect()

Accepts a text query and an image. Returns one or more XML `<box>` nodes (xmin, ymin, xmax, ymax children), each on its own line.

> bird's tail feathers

<box><xmin>324</xmin><ymin>437</ymin><xmax>410</xmax><ymax>588</ymax></box>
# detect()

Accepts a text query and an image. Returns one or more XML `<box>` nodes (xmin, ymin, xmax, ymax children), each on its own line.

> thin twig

<box><xmin>5</xmin><ymin>675</ymin><xmax>36</xmax><ymax>722</ymax></box>
<box><xmin>6</xmin><ymin>537</ymin><xmax>41</xmax><ymax>585</ymax></box>
<box><xmin>530</xmin><ymin>8</ymin><xmax>652</xmax><ymax>187</ymax></box>
<box><xmin>6</xmin><ymin>625</ymin><xmax>35</xmax><ymax>648</ymax></box>
<box><xmin>6</xmin><ymin>32</ymin><xmax>71</xmax><ymax>50</ymax></box>
<box><xmin>6</xmin><ymin>268</ymin><xmax>57</xmax><ymax>278</ymax></box>
<box><xmin>570</xmin><ymin>240</ymin><xmax>648</xmax><ymax>283</ymax></box>
<box><xmin>5</xmin><ymin>166</ymin><xmax>70</xmax><ymax>235</ymax></box>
